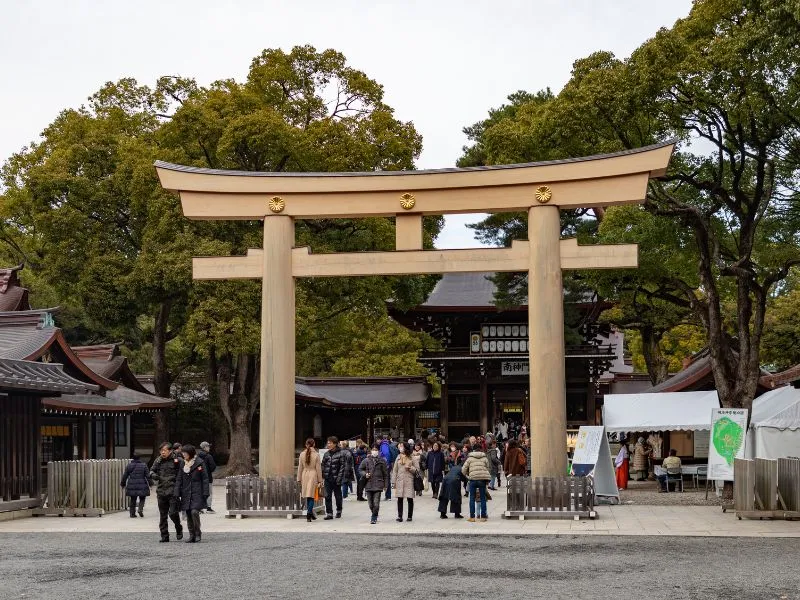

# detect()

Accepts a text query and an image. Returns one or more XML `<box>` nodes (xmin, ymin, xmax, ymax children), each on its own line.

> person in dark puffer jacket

<box><xmin>121</xmin><ymin>454</ymin><xmax>152</xmax><ymax>518</ymax></box>
<box><xmin>149</xmin><ymin>441</ymin><xmax>184</xmax><ymax>542</ymax></box>
<box><xmin>174</xmin><ymin>444</ymin><xmax>209</xmax><ymax>543</ymax></box>
<box><xmin>321</xmin><ymin>436</ymin><xmax>347</xmax><ymax>519</ymax></box>
<box><xmin>359</xmin><ymin>442</ymin><xmax>389</xmax><ymax>524</ymax></box>
<box><xmin>197</xmin><ymin>441</ymin><xmax>217</xmax><ymax>513</ymax></box>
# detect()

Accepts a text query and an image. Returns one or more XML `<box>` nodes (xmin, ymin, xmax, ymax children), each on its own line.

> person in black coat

<box><xmin>120</xmin><ymin>455</ymin><xmax>152</xmax><ymax>518</ymax></box>
<box><xmin>426</xmin><ymin>442</ymin><xmax>445</xmax><ymax>499</ymax></box>
<box><xmin>149</xmin><ymin>441</ymin><xmax>184</xmax><ymax>542</ymax></box>
<box><xmin>174</xmin><ymin>444</ymin><xmax>210</xmax><ymax>543</ymax></box>
<box><xmin>437</xmin><ymin>463</ymin><xmax>467</xmax><ymax>519</ymax></box>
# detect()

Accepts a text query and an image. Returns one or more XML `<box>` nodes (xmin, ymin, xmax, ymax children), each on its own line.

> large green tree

<box><xmin>162</xmin><ymin>46</ymin><xmax>441</xmax><ymax>473</ymax></box>
<box><xmin>460</xmin><ymin>0</ymin><xmax>800</xmax><ymax>408</ymax></box>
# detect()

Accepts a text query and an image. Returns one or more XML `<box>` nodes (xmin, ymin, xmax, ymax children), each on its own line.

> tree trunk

<box><xmin>216</xmin><ymin>353</ymin><xmax>257</xmax><ymax>475</ymax></box>
<box><xmin>226</xmin><ymin>406</ymin><xmax>254</xmax><ymax>475</ymax></box>
<box><xmin>640</xmin><ymin>326</ymin><xmax>670</xmax><ymax>386</ymax></box>
<box><xmin>151</xmin><ymin>300</ymin><xmax>173</xmax><ymax>455</ymax></box>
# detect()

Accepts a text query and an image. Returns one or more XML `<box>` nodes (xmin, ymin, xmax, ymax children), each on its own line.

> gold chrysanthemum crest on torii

<box><xmin>268</xmin><ymin>196</ymin><xmax>285</xmax><ymax>213</ymax></box>
<box><xmin>535</xmin><ymin>186</ymin><xmax>552</xmax><ymax>204</ymax></box>
<box><xmin>399</xmin><ymin>193</ymin><xmax>416</xmax><ymax>210</ymax></box>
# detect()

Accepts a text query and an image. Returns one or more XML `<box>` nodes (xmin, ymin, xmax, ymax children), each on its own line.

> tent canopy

<box><xmin>602</xmin><ymin>391</ymin><xmax>720</xmax><ymax>432</ymax></box>
<box><xmin>751</xmin><ymin>385</ymin><xmax>800</xmax><ymax>431</ymax></box>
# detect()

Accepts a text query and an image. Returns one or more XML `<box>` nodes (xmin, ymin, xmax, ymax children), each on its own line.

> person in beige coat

<box><xmin>297</xmin><ymin>438</ymin><xmax>323</xmax><ymax>522</ymax></box>
<box><xmin>391</xmin><ymin>443</ymin><xmax>419</xmax><ymax>522</ymax></box>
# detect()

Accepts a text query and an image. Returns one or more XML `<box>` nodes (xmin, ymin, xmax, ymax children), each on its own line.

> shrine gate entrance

<box><xmin>156</xmin><ymin>141</ymin><xmax>673</xmax><ymax>478</ymax></box>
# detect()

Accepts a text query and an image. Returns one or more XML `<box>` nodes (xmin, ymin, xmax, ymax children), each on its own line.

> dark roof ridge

<box><xmin>154</xmin><ymin>140</ymin><xmax>677</xmax><ymax>178</ymax></box>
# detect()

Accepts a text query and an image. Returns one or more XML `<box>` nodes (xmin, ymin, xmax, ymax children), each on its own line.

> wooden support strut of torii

<box><xmin>155</xmin><ymin>141</ymin><xmax>674</xmax><ymax>479</ymax></box>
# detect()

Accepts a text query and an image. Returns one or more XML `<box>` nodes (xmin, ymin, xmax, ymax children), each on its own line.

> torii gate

<box><xmin>155</xmin><ymin>141</ymin><xmax>673</xmax><ymax>479</ymax></box>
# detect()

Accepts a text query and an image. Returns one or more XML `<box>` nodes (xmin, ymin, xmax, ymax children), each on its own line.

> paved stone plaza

<box><xmin>1</xmin><ymin>484</ymin><xmax>799</xmax><ymax>538</ymax></box>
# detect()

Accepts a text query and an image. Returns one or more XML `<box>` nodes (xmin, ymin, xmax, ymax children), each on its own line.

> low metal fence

<box><xmin>505</xmin><ymin>475</ymin><xmax>595</xmax><ymax>520</ymax></box>
<box><xmin>34</xmin><ymin>459</ymin><xmax>130</xmax><ymax>517</ymax></box>
<box><xmin>225</xmin><ymin>475</ymin><xmax>323</xmax><ymax>518</ymax></box>
<box><xmin>734</xmin><ymin>457</ymin><xmax>800</xmax><ymax>520</ymax></box>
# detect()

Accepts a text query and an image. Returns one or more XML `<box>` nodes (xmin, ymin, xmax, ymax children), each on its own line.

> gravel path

<box><xmin>618</xmin><ymin>479</ymin><xmax>724</xmax><ymax>506</ymax></box>
<box><xmin>1</xmin><ymin>532</ymin><xmax>798</xmax><ymax>600</ymax></box>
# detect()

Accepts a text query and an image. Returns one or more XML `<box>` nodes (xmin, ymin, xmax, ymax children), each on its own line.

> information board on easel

<box><xmin>571</xmin><ymin>425</ymin><xmax>619</xmax><ymax>503</ymax></box>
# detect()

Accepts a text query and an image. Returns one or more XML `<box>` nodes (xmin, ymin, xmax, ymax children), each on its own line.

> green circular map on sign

<box><xmin>712</xmin><ymin>417</ymin><xmax>744</xmax><ymax>466</ymax></box>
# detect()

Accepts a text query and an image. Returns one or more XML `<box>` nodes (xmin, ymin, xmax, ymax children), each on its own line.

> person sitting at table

<box><xmin>657</xmin><ymin>449</ymin><xmax>682</xmax><ymax>492</ymax></box>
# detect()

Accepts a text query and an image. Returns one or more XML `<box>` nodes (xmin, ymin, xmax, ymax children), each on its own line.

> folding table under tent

<box><xmin>602</xmin><ymin>391</ymin><xmax>720</xmax><ymax>433</ymax></box>
<box><xmin>746</xmin><ymin>385</ymin><xmax>800</xmax><ymax>460</ymax></box>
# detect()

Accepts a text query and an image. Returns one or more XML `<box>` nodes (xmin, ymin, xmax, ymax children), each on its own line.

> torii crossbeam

<box><xmin>156</xmin><ymin>141</ymin><xmax>674</xmax><ymax>478</ymax></box>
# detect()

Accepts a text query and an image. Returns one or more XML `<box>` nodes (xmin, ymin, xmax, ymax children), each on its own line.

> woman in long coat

<box><xmin>426</xmin><ymin>442</ymin><xmax>445</xmax><ymax>499</ymax></box>
<box><xmin>174</xmin><ymin>444</ymin><xmax>210</xmax><ymax>543</ymax></box>
<box><xmin>297</xmin><ymin>438</ymin><xmax>323</xmax><ymax>522</ymax></box>
<box><xmin>120</xmin><ymin>454</ymin><xmax>152</xmax><ymax>518</ymax></box>
<box><xmin>391</xmin><ymin>443</ymin><xmax>419</xmax><ymax>522</ymax></box>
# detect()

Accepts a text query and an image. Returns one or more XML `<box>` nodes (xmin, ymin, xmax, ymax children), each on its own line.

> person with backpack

<box><xmin>359</xmin><ymin>442</ymin><xmax>389</xmax><ymax>524</ymax></box>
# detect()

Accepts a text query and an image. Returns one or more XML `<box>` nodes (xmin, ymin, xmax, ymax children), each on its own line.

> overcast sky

<box><xmin>1</xmin><ymin>0</ymin><xmax>692</xmax><ymax>248</ymax></box>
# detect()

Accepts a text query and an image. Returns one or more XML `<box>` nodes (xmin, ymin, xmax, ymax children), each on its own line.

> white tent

<box><xmin>746</xmin><ymin>385</ymin><xmax>800</xmax><ymax>459</ymax></box>
<box><xmin>602</xmin><ymin>391</ymin><xmax>720</xmax><ymax>432</ymax></box>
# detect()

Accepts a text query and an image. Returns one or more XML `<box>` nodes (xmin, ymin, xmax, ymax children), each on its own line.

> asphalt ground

<box><xmin>0</xmin><ymin>533</ymin><xmax>798</xmax><ymax>600</ymax></box>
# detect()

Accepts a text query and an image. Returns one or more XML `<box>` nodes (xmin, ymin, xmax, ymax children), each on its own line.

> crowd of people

<box><xmin>296</xmin><ymin>423</ymin><xmax>533</xmax><ymax>525</ymax></box>
<box><xmin>119</xmin><ymin>440</ymin><xmax>217</xmax><ymax>543</ymax></box>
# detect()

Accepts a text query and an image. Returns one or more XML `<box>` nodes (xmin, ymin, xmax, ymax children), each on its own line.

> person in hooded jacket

<box><xmin>173</xmin><ymin>444</ymin><xmax>209</xmax><ymax>543</ymax></box>
<box><xmin>462</xmin><ymin>444</ymin><xmax>492</xmax><ymax>522</ymax></box>
<box><xmin>437</xmin><ymin>463</ymin><xmax>467</xmax><ymax>519</ymax></box>
<box><xmin>120</xmin><ymin>454</ymin><xmax>152</xmax><ymax>518</ymax></box>
<box><xmin>150</xmin><ymin>442</ymin><xmax>184</xmax><ymax>541</ymax></box>
<box><xmin>426</xmin><ymin>441</ymin><xmax>445</xmax><ymax>499</ymax></box>
<box><xmin>359</xmin><ymin>442</ymin><xmax>389</xmax><ymax>524</ymax></box>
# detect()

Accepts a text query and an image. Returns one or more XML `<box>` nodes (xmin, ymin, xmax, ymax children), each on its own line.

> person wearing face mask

<box><xmin>426</xmin><ymin>442</ymin><xmax>445</xmax><ymax>499</ymax></box>
<box><xmin>391</xmin><ymin>443</ymin><xmax>419</xmax><ymax>522</ymax></box>
<box><xmin>359</xmin><ymin>443</ymin><xmax>389</xmax><ymax>524</ymax></box>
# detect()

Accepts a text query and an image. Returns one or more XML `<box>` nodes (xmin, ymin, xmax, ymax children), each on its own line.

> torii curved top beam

<box><xmin>155</xmin><ymin>141</ymin><xmax>674</xmax><ymax>219</ymax></box>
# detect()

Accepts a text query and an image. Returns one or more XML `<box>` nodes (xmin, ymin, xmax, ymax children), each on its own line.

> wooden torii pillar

<box><xmin>156</xmin><ymin>141</ymin><xmax>674</xmax><ymax>478</ymax></box>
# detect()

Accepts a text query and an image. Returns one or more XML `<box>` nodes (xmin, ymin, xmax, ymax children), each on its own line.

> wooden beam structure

<box><xmin>191</xmin><ymin>239</ymin><xmax>639</xmax><ymax>280</ymax></box>
<box><xmin>155</xmin><ymin>141</ymin><xmax>674</xmax><ymax>479</ymax></box>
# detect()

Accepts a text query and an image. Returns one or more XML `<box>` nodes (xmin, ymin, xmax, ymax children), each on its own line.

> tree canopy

<box><xmin>459</xmin><ymin>0</ymin><xmax>800</xmax><ymax>406</ymax></box>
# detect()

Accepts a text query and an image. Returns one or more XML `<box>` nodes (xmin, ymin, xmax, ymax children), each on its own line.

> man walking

<box><xmin>321</xmin><ymin>436</ymin><xmax>347</xmax><ymax>519</ymax></box>
<box><xmin>197</xmin><ymin>441</ymin><xmax>217</xmax><ymax>513</ymax></box>
<box><xmin>359</xmin><ymin>442</ymin><xmax>389</xmax><ymax>524</ymax></box>
<box><xmin>149</xmin><ymin>442</ymin><xmax>184</xmax><ymax>542</ymax></box>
